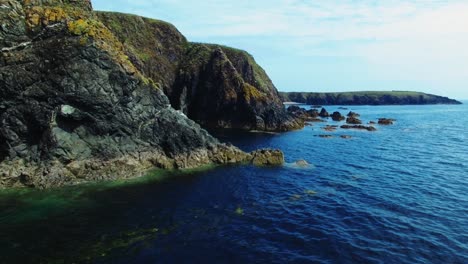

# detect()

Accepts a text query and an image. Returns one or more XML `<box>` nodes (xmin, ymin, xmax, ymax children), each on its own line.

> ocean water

<box><xmin>0</xmin><ymin>103</ymin><xmax>467</xmax><ymax>263</ymax></box>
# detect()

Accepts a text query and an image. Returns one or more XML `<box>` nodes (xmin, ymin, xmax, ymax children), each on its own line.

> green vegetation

<box><xmin>95</xmin><ymin>11</ymin><xmax>187</xmax><ymax>91</ymax></box>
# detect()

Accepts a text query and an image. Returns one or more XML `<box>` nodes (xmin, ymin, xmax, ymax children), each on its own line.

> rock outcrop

<box><xmin>331</xmin><ymin>112</ymin><xmax>345</xmax><ymax>121</ymax></box>
<box><xmin>96</xmin><ymin>12</ymin><xmax>302</xmax><ymax>132</ymax></box>
<box><xmin>0</xmin><ymin>0</ymin><xmax>288</xmax><ymax>188</ymax></box>
<box><xmin>378</xmin><ymin>118</ymin><xmax>395</xmax><ymax>125</ymax></box>
<box><xmin>280</xmin><ymin>91</ymin><xmax>462</xmax><ymax>105</ymax></box>
<box><xmin>346</xmin><ymin>117</ymin><xmax>363</xmax><ymax>125</ymax></box>
<box><xmin>250</xmin><ymin>149</ymin><xmax>284</xmax><ymax>166</ymax></box>
<box><xmin>319</xmin><ymin>108</ymin><xmax>329</xmax><ymax>118</ymax></box>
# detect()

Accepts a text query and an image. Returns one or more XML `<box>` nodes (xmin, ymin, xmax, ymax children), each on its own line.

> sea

<box><xmin>0</xmin><ymin>103</ymin><xmax>467</xmax><ymax>263</ymax></box>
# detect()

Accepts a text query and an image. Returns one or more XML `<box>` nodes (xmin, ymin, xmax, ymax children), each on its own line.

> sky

<box><xmin>92</xmin><ymin>0</ymin><xmax>468</xmax><ymax>99</ymax></box>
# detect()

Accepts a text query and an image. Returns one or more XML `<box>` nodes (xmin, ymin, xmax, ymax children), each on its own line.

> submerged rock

<box><xmin>323</xmin><ymin>125</ymin><xmax>338</xmax><ymax>132</ymax></box>
<box><xmin>295</xmin><ymin>160</ymin><xmax>310</xmax><ymax>168</ymax></box>
<box><xmin>341</xmin><ymin>125</ymin><xmax>377</xmax><ymax>132</ymax></box>
<box><xmin>316</xmin><ymin>135</ymin><xmax>333</xmax><ymax>138</ymax></box>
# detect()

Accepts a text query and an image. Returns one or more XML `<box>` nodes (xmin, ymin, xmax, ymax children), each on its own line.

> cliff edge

<box><xmin>1</xmin><ymin>0</ymin><xmax>280</xmax><ymax>188</ymax></box>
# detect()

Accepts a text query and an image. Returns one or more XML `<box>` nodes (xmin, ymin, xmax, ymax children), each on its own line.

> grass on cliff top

<box><xmin>187</xmin><ymin>42</ymin><xmax>273</xmax><ymax>92</ymax></box>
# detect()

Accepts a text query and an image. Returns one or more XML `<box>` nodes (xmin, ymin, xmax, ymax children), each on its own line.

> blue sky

<box><xmin>93</xmin><ymin>0</ymin><xmax>468</xmax><ymax>99</ymax></box>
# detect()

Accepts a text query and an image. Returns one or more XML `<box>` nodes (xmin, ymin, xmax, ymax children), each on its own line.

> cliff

<box><xmin>0</xmin><ymin>0</ymin><xmax>288</xmax><ymax>188</ymax></box>
<box><xmin>280</xmin><ymin>91</ymin><xmax>462</xmax><ymax>105</ymax></box>
<box><xmin>95</xmin><ymin>12</ymin><xmax>302</xmax><ymax>131</ymax></box>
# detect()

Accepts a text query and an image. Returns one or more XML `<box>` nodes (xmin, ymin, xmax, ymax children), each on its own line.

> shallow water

<box><xmin>1</xmin><ymin>103</ymin><xmax>467</xmax><ymax>263</ymax></box>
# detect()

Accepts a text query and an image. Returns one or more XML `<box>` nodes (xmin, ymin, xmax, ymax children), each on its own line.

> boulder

<box><xmin>319</xmin><ymin>108</ymin><xmax>330</xmax><ymax>118</ymax></box>
<box><xmin>307</xmin><ymin>109</ymin><xmax>319</xmax><ymax>118</ymax></box>
<box><xmin>346</xmin><ymin>117</ymin><xmax>362</xmax><ymax>124</ymax></box>
<box><xmin>378</xmin><ymin>118</ymin><xmax>396</xmax><ymax>125</ymax></box>
<box><xmin>249</xmin><ymin>149</ymin><xmax>285</xmax><ymax>166</ymax></box>
<box><xmin>331</xmin><ymin>111</ymin><xmax>345</xmax><ymax>121</ymax></box>
<box><xmin>347</xmin><ymin>111</ymin><xmax>361</xmax><ymax>118</ymax></box>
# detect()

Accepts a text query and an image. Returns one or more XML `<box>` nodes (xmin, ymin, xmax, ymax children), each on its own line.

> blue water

<box><xmin>1</xmin><ymin>104</ymin><xmax>467</xmax><ymax>263</ymax></box>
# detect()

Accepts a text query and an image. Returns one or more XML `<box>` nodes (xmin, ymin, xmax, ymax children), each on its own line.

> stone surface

<box><xmin>346</xmin><ymin>117</ymin><xmax>363</xmax><ymax>125</ymax></box>
<box><xmin>378</xmin><ymin>118</ymin><xmax>396</xmax><ymax>125</ymax></box>
<box><xmin>0</xmin><ymin>0</ymin><xmax>287</xmax><ymax>188</ymax></box>
<box><xmin>95</xmin><ymin>12</ymin><xmax>303</xmax><ymax>132</ymax></box>
<box><xmin>319</xmin><ymin>108</ymin><xmax>330</xmax><ymax>118</ymax></box>
<box><xmin>331</xmin><ymin>111</ymin><xmax>345</xmax><ymax>121</ymax></box>
<box><xmin>250</xmin><ymin>149</ymin><xmax>284</xmax><ymax>166</ymax></box>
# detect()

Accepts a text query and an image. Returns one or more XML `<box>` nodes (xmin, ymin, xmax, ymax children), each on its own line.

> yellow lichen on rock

<box><xmin>243</xmin><ymin>83</ymin><xmax>265</xmax><ymax>102</ymax></box>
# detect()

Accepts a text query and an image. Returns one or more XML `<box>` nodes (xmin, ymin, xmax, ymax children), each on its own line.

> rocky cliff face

<box><xmin>95</xmin><ymin>12</ymin><xmax>302</xmax><ymax>132</ymax></box>
<box><xmin>0</xmin><ymin>0</ymin><xmax>265</xmax><ymax>188</ymax></box>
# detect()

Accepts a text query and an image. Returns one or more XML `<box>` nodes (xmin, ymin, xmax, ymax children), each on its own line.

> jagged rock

<box><xmin>250</xmin><ymin>149</ymin><xmax>284</xmax><ymax>166</ymax></box>
<box><xmin>307</xmin><ymin>109</ymin><xmax>319</xmax><ymax>118</ymax></box>
<box><xmin>346</xmin><ymin>117</ymin><xmax>362</xmax><ymax>124</ymax></box>
<box><xmin>378</xmin><ymin>118</ymin><xmax>396</xmax><ymax>125</ymax></box>
<box><xmin>96</xmin><ymin>10</ymin><xmax>303</xmax><ymax>133</ymax></box>
<box><xmin>319</xmin><ymin>108</ymin><xmax>329</xmax><ymax>118</ymax></box>
<box><xmin>331</xmin><ymin>111</ymin><xmax>345</xmax><ymax>121</ymax></box>
<box><xmin>341</xmin><ymin>125</ymin><xmax>377</xmax><ymax>132</ymax></box>
<box><xmin>347</xmin><ymin>111</ymin><xmax>361</xmax><ymax>118</ymax></box>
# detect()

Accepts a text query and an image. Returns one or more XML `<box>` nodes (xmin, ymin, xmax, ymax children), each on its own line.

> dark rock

<box><xmin>341</xmin><ymin>125</ymin><xmax>377</xmax><ymax>132</ymax></box>
<box><xmin>331</xmin><ymin>111</ymin><xmax>345</xmax><ymax>121</ymax></box>
<box><xmin>307</xmin><ymin>109</ymin><xmax>319</xmax><ymax>118</ymax></box>
<box><xmin>308</xmin><ymin>118</ymin><xmax>326</xmax><ymax>123</ymax></box>
<box><xmin>378</xmin><ymin>118</ymin><xmax>396</xmax><ymax>125</ymax></box>
<box><xmin>319</xmin><ymin>108</ymin><xmax>329</xmax><ymax>118</ymax></box>
<box><xmin>340</xmin><ymin>135</ymin><xmax>352</xmax><ymax>139</ymax></box>
<box><xmin>347</xmin><ymin>111</ymin><xmax>360</xmax><ymax>118</ymax></box>
<box><xmin>346</xmin><ymin>117</ymin><xmax>362</xmax><ymax>124</ymax></box>
<box><xmin>317</xmin><ymin>135</ymin><xmax>333</xmax><ymax>138</ymax></box>
<box><xmin>369</xmin><ymin>121</ymin><xmax>376</xmax><ymax>124</ymax></box>
<box><xmin>0</xmin><ymin>0</ymin><xmax>289</xmax><ymax>188</ymax></box>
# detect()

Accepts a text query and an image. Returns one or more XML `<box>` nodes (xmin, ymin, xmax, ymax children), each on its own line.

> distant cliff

<box><xmin>280</xmin><ymin>91</ymin><xmax>462</xmax><ymax>105</ymax></box>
